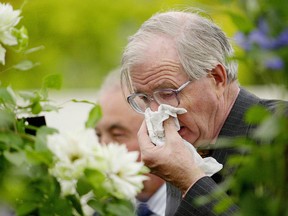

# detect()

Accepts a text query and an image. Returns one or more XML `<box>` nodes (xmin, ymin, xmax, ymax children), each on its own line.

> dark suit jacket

<box><xmin>165</xmin><ymin>88</ymin><xmax>287</xmax><ymax>216</ymax></box>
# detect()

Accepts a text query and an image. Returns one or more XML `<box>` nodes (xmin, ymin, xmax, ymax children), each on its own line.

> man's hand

<box><xmin>138</xmin><ymin>117</ymin><xmax>205</xmax><ymax>194</ymax></box>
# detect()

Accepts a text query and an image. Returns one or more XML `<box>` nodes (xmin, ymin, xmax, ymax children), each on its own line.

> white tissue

<box><xmin>144</xmin><ymin>104</ymin><xmax>223</xmax><ymax>177</ymax></box>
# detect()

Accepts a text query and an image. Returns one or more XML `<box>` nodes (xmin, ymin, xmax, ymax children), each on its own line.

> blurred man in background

<box><xmin>95</xmin><ymin>69</ymin><xmax>166</xmax><ymax>216</ymax></box>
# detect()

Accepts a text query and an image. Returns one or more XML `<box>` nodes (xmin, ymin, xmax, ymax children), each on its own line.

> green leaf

<box><xmin>66</xmin><ymin>195</ymin><xmax>84</xmax><ymax>216</ymax></box>
<box><xmin>37</xmin><ymin>125</ymin><xmax>58</xmax><ymax>136</ymax></box>
<box><xmin>24</xmin><ymin>45</ymin><xmax>45</xmax><ymax>54</ymax></box>
<box><xmin>31</xmin><ymin>101</ymin><xmax>42</xmax><ymax>114</ymax></box>
<box><xmin>35</xmin><ymin>126</ymin><xmax>58</xmax><ymax>151</ymax></box>
<box><xmin>24</xmin><ymin>126</ymin><xmax>57</xmax><ymax>165</ymax></box>
<box><xmin>0</xmin><ymin>110</ymin><xmax>15</xmax><ymax>129</ymax></box>
<box><xmin>85</xmin><ymin>104</ymin><xmax>102</xmax><ymax>128</ymax></box>
<box><xmin>88</xmin><ymin>199</ymin><xmax>105</xmax><ymax>215</ymax></box>
<box><xmin>214</xmin><ymin>195</ymin><xmax>235</xmax><ymax>215</ymax></box>
<box><xmin>18</xmin><ymin>91</ymin><xmax>36</xmax><ymax>101</ymax></box>
<box><xmin>42</xmin><ymin>74</ymin><xmax>62</xmax><ymax>90</ymax></box>
<box><xmin>16</xmin><ymin>201</ymin><xmax>38</xmax><ymax>216</ymax></box>
<box><xmin>0</xmin><ymin>86</ymin><xmax>16</xmax><ymax>105</ymax></box>
<box><xmin>53</xmin><ymin>201</ymin><xmax>74</xmax><ymax>216</ymax></box>
<box><xmin>106</xmin><ymin>200</ymin><xmax>134</xmax><ymax>216</ymax></box>
<box><xmin>41</xmin><ymin>104</ymin><xmax>60</xmax><ymax>112</ymax></box>
<box><xmin>84</xmin><ymin>168</ymin><xmax>107</xmax><ymax>197</ymax></box>
<box><xmin>253</xmin><ymin>115</ymin><xmax>280</xmax><ymax>141</ymax></box>
<box><xmin>245</xmin><ymin>105</ymin><xmax>271</xmax><ymax>124</ymax></box>
<box><xmin>13</xmin><ymin>60</ymin><xmax>40</xmax><ymax>71</ymax></box>
<box><xmin>85</xmin><ymin>169</ymin><xmax>106</xmax><ymax>184</ymax></box>
<box><xmin>4</xmin><ymin>151</ymin><xmax>26</xmax><ymax>166</ymax></box>
<box><xmin>77</xmin><ymin>177</ymin><xmax>93</xmax><ymax>196</ymax></box>
<box><xmin>39</xmin><ymin>198</ymin><xmax>73</xmax><ymax>216</ymax></box>
<box><xmin>71</xmin><ymin>99</ymin><xmax>97</xmax><ymax>105</ymax></box>
<box><xmin>26</xmin><ymin>149</ymin><xmax>53</xmax><ymax>165</ymax></box>
<box><xmin>0</xmin><ymin>132</ymin><xmax>23</xmax><ymax>150</ymax></box>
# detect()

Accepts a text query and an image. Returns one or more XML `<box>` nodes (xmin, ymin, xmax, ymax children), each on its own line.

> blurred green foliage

<box><xmin>213</xmin><ymin>0</ymin><xmax>288</xmax><ymax>215</ymax></box>
<box><xmin>0</xmin><ymin>0</ymin><xmax>240</xmax><ymax>89</ymax></box>
<box><xmin>222</xmin><ymin>0</ymin><xmax>288</xmax><ymax>86</ymax></box>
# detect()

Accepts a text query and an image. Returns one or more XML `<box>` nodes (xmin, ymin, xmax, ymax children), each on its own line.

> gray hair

<box><xmin>121</xmin><ymin>9</ymin><xmax>238</xmax><ymax>93</ymax></box>
<box><xmin>99</xmin><ymin>68</ymin><xmax>122</xmax><ymax>96</ymax></box>
<box><xmin>98</xmin><ymin>68</ymin><xmax>129</xmax><ymax>101</ymax></box>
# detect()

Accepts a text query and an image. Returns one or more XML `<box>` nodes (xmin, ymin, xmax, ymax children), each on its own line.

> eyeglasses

<box><xmin>127</xmin><ymin>80</ymin><xmax>191</xmax><ymax>114</ymax></box>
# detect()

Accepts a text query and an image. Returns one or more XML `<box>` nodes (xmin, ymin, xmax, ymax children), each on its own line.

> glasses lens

<box><xmin>154</xmin><ymin>90</ymin><xmax>178</xmax><ymax>107</ymax></box>
<box><xmin>130</xmin><ymin>94</ymin><xmax>149</xmax><ymax>113</ymax></box>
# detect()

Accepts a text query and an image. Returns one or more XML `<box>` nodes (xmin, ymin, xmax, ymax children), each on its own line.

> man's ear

<box><xmin>210</xmin><ymin>64</ymin><xmax>227</xmax><ymax>97</ymax></box>
<box><xmin>210</xmin><ymin>64</ymin><xmax>227</xmax><ymax>85</ymax></box>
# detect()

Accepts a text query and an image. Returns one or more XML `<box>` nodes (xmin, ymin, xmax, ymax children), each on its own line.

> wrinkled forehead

<box><xmin>121</xmin><ymin>37</ymin><xmax>181</xmax><ymax>94</ymax></box>
<box><xmin>122</xmin><ymin>63</ymin><xmax>185</xmax><ymax>96</ymax></box>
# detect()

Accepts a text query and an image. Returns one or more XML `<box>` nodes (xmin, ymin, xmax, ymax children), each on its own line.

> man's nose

<box><xmin>100</xmin><ymin>134</ymin><xmax>112</xmax><ymax>145</ymax></box>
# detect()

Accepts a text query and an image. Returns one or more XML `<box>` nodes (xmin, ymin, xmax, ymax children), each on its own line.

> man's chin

<box><xmin>136</xmin><ymin>193</ymin><xmax>150</xmax><ymax>202</ymax></box>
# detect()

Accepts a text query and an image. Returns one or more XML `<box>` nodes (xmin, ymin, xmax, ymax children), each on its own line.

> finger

<box><xmin>138</xmin><ymin>120</ymin><xmax>156</xmax><ymax>151</ymax></box>
<box><xmin>163</xmin><ymin>117</ymin><xmax>181</xmax><ymax>138</ymax></box>
<box><xmin>138</xmin><ymin>120</ymin><xmax>162</xmax><ymax>168</ymax></box>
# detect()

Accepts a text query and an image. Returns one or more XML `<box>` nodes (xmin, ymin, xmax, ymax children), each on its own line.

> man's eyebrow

<box><xmin>107</xmin><ymin>124</ymin><xmax>128</xmax><ymax>132</ymax></box>
<box><xmin>159</xmin><ymin>82</ymin><xmax>177</xmax><ymax>89</ymax></box>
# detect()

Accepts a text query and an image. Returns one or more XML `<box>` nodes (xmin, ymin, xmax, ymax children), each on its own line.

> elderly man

<box><xmin>120</xmin><ymin>10</ymin><xmax>287</xmax><ymax>216</ymax></box>
<box><xmin>96</xmin><ymin>69</ymin><xmax>166</xmax><ymax>216</ymax></box>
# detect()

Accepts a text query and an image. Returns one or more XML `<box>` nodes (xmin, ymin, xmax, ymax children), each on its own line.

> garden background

<box><xmin>1</xmin><ymin>0</ymin><xmax>287</xmax><ymax>132</ymax></box>
<box><xmin>1</xmin><ymin>0</ymin><xmax>288</xmax><ymax>215</ymax></box>
<box><xmin>2</xmin><ymin>0</ymin><xmax>284</xmax><ymax>89</ymax></box>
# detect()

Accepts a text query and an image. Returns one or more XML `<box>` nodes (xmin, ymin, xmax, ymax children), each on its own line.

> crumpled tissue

<box><xmin>144</xmin><ymin>104</ymin><xmax>223</xmax><ymax>177</ymax></box>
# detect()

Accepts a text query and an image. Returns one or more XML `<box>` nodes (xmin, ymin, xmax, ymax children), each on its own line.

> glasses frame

<box><xmin>127</xmin><ymin>80</ymin><xmax>191</xmax><ymax>114</ymax></box>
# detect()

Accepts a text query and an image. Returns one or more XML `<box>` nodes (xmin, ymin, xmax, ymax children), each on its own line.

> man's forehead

<box><xmin>131</xmin><ymin>81</ymin><xmax>177</xmax><ymax>94</ymax></box>
<box><xmin>129</xmin><ymin>67</ymin><xmax>185</xmax><ymax>93</ymax></box>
